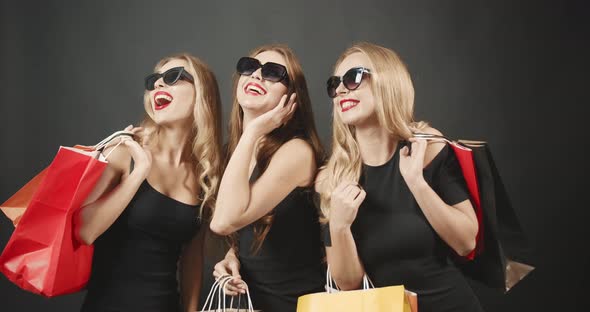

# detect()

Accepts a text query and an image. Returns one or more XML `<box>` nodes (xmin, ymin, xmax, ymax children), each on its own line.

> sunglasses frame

<box><xmin>236</xmin><ymin>56</ymin><xmax>290</xmax><ymax>85</ymax></box>
<box><xmin>327</xmin><ymin>67</ymin><xmax>371</xmax><ymax>98</ymax></box>
<box><xmin>144</xmin><ymin>66</ymin><xmax>194</xmax><ymax>91</ymax></box>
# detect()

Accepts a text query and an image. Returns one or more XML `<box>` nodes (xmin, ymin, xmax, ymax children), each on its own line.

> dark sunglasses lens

<box><xmin>163</xmin><ymin>69</ymin><xmax>182</xmax><ymax>85</ymax></box>
<box><xmin>145</xmin><ymin>74</ymin><xmax>159</xmax><ymax>91</ymax></box>
<box><xmin>343</xmin><ymin>69</ymin><xmax>363</xmax><ymax>90</ymax></box>
<box><xmin>237</xmin><ymin>57</ymin><xmax>260</xmax><ymax>75</ymax></box>
<box><xmin>326</xmin><ymin>77</ymin><xmax>340</xmax><ymax>98</ymax></box>
<box><xmin>261</xmin><ymin>63</ymin><xmax>287</xmax><ymax>82</ymax></box>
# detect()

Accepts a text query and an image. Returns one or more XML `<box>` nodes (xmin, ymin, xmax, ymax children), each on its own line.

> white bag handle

<box><xmin>94</xmin><ymin>130</ymin><xmax>135</xmax><ymax>151</ymax></box>
<box><xmin>326</xmin><ymin>265</ymin><xmax>418</xmax><ymax>310</ymax></box>
<box><xmin>326</xmin><ymin>264</ymin><xmax>374</xmax><ymax>294</ymax></box>
<box><xmin>200</xmin><ymin>275</ymin><xmax>255</xmax><ymax>312</ymax></box>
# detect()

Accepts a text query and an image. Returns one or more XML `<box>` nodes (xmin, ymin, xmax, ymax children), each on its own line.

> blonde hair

<box><xmin>319</xmin><ymin>42</ymin><xmax>427</xmax><ymax>222</ymax></box>
<box><xmin>141</xmin><ymin>53</ymin><xmax>222</xmax><ymax>218</ymax></box>
<box><xmin>226</xmin><ymin>44</ymin><xmax>324</xmax><ymax>252</ymax></box>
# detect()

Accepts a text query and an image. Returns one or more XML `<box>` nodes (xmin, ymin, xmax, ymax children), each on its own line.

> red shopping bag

<box><xmin>0</xmin><ymin>131</ymin><xmax>132</xmax><ymax>297</ymax></box>
<box><xmin>0</xmin><ymin>131</ymin><xmax>130</xmax><ymax>227</ymax></box>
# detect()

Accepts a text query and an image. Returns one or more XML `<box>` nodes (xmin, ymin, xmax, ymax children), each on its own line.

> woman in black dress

<box><xmin>76</xmin><ymin>54</ymin><xmax>223</xmax><ymax>312</ymax></box>
<box><xmin>210</xmin><ymin>44</ymin><xmax>325</xmax><ymax>312</ymax></box>
<box><xmin>316</xmin><ymin>42</ymin><xmax>484</xmax><ymax>312</ymax></box>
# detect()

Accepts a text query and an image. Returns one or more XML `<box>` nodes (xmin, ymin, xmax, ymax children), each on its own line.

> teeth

<box><xmin>155</xmin><ymin>94</ymin><xmax>172</xmax><ymax>102</ymax></box>
<box><xmin>342</xmin><ymin>101</ymin><xmax>357</xmax><ymax>109</ymax></box>
<box><xmin>247</xmin><ymin>85</ymin><xmax>265</xmax><ymax>95</ymax></box>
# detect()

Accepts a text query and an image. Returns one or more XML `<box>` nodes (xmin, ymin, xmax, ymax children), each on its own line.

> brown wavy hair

<box><xmin>226</xmin><ymin>44</ymin><xmax>324</xmax><ymax>253</ymax></box>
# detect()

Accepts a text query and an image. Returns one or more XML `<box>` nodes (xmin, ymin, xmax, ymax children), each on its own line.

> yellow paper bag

<box><xmin>297</xmin><ymin>285</ymin><xmax>417</xmax><ymax>312</ymax></box>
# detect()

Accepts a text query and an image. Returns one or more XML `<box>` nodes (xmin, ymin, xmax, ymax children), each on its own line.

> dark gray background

<box><xmin>1</xmin><ymin>0</ymin><xmax>588</xmax><ymax>311</ymax></box>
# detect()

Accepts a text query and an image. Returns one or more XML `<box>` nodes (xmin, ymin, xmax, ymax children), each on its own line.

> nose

<box><xmin>335</xmin><ymin>79</ymin><xmax>348</xmax><ymax>96</ymax></box>
<box><xmin>250</xmin><ymin>68</ymin><xmax>262</xmax><ymax>81</ymax></box>
<box><xmin>154</xmin><ymin>76</ymin><xmax>165</xmax><ymax>89</ymax></box>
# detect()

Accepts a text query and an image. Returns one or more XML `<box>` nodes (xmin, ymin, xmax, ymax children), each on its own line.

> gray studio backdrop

<box><xmin>1</xmin><ymin>0</ymin><xmax>588</xmax><ymax>311</ymax></box>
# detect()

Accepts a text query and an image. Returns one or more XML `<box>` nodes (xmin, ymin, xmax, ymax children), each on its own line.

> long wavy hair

<box><xmin>226</xmin><ymin>44</ymin><xmax>324</xmax><ymax>253</ymax></box>
<box><xmin>141</xmin><ymin>53</ymin><xmax>223</xmax><ymax>219</ymax></box>
<box><xmin>318</xmin><ymin>42</ymin><xmax>427</xmax><ymax>222</ymax></box>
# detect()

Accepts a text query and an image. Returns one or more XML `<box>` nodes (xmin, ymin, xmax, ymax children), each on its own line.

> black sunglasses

<box><xmin>236</xmin><ymin>56</ymin><xmax>289</xmax><ymax>85</ymax></box>
<box><xmin>144</xmin><ymin>66</ymin><xmax>194</xmax><ymax>91</ymax></box>
<box><xmin>326</xmin><ymin>67</ymin><xmax>371</xmax><ymax>98</ymax></box>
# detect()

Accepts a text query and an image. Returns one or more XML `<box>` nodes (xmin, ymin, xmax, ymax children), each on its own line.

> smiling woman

<box><xmin>209</xmin><ymin>44</ymin><xmax>326</xmax><ymax>312</ymax></box>
<box><xmin>76</xmin><ymin>54</ymin><xmax>223</xmax><ymax>312</ymax></box>
<box><xmin>317</xmin><ymin>42</ymin><xmax>483</xmax><ymax>312</ymax></box>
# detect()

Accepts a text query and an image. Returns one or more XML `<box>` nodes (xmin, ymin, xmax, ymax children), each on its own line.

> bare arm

<box><xmin>317</xmin><ymin>171</ymin><xmax>366</xmax><ymax>290</ymax></box>
<box><xmin>78</xmin><ymin>128</ymin><xmax>152</xmax><ymax>245</ymax></box>
<box><xmin>180</xmin><ymin>226</ymin><xmax>206</xmax><ymax>312</ymax></box>
<box><xmin>210</xmin><ymin>93</ymin><xmax>314</xmax><ymax>235</ymax></box>
<box><xmin>211</xmin><ymin>137</ymin><xmax>316</xmax><ymax>235</ymax></box>
<box><xmin>400</xmin><ymin>128</ymin><xmax>478</xmax><ymax>256</ymax></box>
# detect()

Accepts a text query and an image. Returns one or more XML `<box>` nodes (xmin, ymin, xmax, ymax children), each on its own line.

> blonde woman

<box><xmin>210</xmin><ymin>44</ymin><xmax>325</xmax><ymax>312</ymax></box>
<box><xmin>316</xmin><ymin>42</ymin><xmax>484</xmax><ymax>312</ymax></box>
<box><xmin>77</xmin><ymin>54</ymin><xmax>222</xmax><ymax>312</ymax></box>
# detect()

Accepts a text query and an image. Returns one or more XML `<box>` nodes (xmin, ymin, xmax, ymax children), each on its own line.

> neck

<box><xmin>355</xmin><ymin>121</ymin><xmax>397</xmax><ymax>166</ymax></box>
<box><xmin>241</xmin><ymin>106</ymin><xmax>263</xmax><ymax>131</ymax></box>
<box><xmin>154</xmin><ymin>121</ymin><xmax>193</xmax><ymax>167</ymax></box>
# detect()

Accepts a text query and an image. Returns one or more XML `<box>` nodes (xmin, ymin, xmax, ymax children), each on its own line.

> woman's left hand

<box><xmin>245</xmin><ymin>93</ymin><xmax>297</xmax><ymax>138</ymax></box>
<box><xmin>399</xmin><ymin>138</ymin><xmax>428</xmax><ymax>189</ymax></box>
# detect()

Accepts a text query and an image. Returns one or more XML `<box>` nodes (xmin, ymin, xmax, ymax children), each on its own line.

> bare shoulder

<box><xmin>274</xmin><ymin>138</ymin><xmax>316</xmax><ymax>165</ymax></box>
<box><xmin>314</xmin><ymin>168</ymin><xmax>329</xmax><ymax>194</ymax></box>
<box><xmin>101</xmin><ymin>141</ymin><xmax>132</xmax><ymax>177</ymax></box>
<box><xmin>270</xmin><ymin>138</ymin><xmax>317</xmax><ymax>186</ymax></box>
<box><xmin>420</xmin><ymin>127</ymin><xmax>446</xmax><ymax>167</ymax></box>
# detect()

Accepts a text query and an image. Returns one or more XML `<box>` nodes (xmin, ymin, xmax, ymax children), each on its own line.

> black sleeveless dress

<box><xmin>237</xmin><ymin>166</ymin><xmax>325</xmax><ymax>312</ymax></box>
<box><xmin>80</xmin><ymin>180</ymin><xmax>201</xmax><ymax>312</ymax></box>
<box><xmin>324</xmin><ymin>144</ymin><xmax>484</xmax><ymax>312</ymax></box>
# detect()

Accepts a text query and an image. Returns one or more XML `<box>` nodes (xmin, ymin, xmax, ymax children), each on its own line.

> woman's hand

<box><xmin>117</xmin><ymin>125</ymin><xmax>152</xmax><ymax>179</ymax></box>
<box><xmin>213</xmin><ymin>252</ymin><xmax>246</xmax><ymax>295</ymax></box>
<box><xmin>399</xmin><ymin>138</ymin><xmax>428</xmax><ymax>190</ymax></box>
<box><xmin>245</xmin><ymin>93</ymin><xmax>297</xmax><ymax>138</ymax></box>
<box><xmin>329</xmin><ymin>181</ymin><xmax>366</xmax><ymax>231</ymax></box>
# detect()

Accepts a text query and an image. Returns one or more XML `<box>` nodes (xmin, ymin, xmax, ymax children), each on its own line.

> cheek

<box><xmin>176</xmin><ymin>88</ymin><xmax>195</xmax><ymax>111</ymax></box>
<box><xmin>266</xmin><ymin>84</ymin><xmax>287</xmax><ymax>101</ymax></box>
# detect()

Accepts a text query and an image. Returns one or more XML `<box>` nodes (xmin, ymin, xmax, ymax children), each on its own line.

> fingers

<box><xmin>402</xmin><ymin>139</ymin><xmax>427</xmax><ymax>159</ymax></box>
<box><xmin>344</xmin><ymin>183</ymin><xmax>361</xmax><ymax>199</ymax></box>
<box><xmin>412</xmin><ymin>139</ymin><xmax>428</xmax><ymax>160</ymax></box>
<box><xmin>213</xmin><ymin>261</ymin><xmax>230</xmax><ymax>278</ymax></box>
<box><xmin>333</xmin><ymin>182</ymin><xmax>362</xmax><ymax>203</ymax></box>
<box><xmin>280</xmin><ymin>92</ymin><xmax>296</xmax><ymax>107</ymax></box>
<box><xmin>353</xmin><ymin>189</ymin><xmax>367</xmax><ymax>205</ymax></box>
<box><xmin>278</xmin><ymin>94</ymin><xmax>297</xmax><ymax>125</ymax></box>
<box><xmin>287</xmin><ymin>102</ymin><xmax>297</xmax><ymax>117</ymax></box>
<box><xmin>228</xmin><ymin>261</ymin><xmax>241</xmax><ymax>279</ymax></box>
<box><xmin>274</xmin><ymin>94</ymin><xmax>288</xmax><ymax>111</ymax></box>
<box><xmin>213</xmin><ymin>262</ymin><xmax>246</xmax><ymax>295</ymax></box>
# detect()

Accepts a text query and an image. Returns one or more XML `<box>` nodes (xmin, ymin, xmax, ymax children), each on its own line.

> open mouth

<box><xmin>340</xmin><ymin>99</ymin><xmax>360</xmax><ymax>112</ymax></box>
<box><xmin>154</xmin><ymin>91</ymin><xmax>173</xmax><ymax>110</ymax></box>
<box><xmin>244</xmin><ymin>82</ymin><xmax>267</xmax><ymax>96</ymax></box>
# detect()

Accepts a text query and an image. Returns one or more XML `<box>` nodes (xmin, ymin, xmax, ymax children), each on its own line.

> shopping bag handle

<box><xmin>94</xmin><ymin>130</ymin><xmax>135</xmax><ymax>152</ymax></box>
<box><xmin>325</xmin><ymin>265</ymin><xmax>374</xmax><ymax>294</ymax></box>
<box><xmin>411</xmin><ymin>133</ymin><xmax>472</xmax><ymax>152</ymax></box>
<box><xmin>201</xmin><ymin>275</ymin><xmax>254</xmax><ymax>312</ymax></box>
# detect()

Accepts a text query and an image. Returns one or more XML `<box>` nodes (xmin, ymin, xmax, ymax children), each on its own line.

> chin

<box><xmin>153</xmin><ymin>114</ymin><xmax>186</xmax><ymax>127</ymax></box>
<box><xmin>239</xmin><ymin>99</ymin><xmax>271</xmax><ymax>113</ymax></box>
